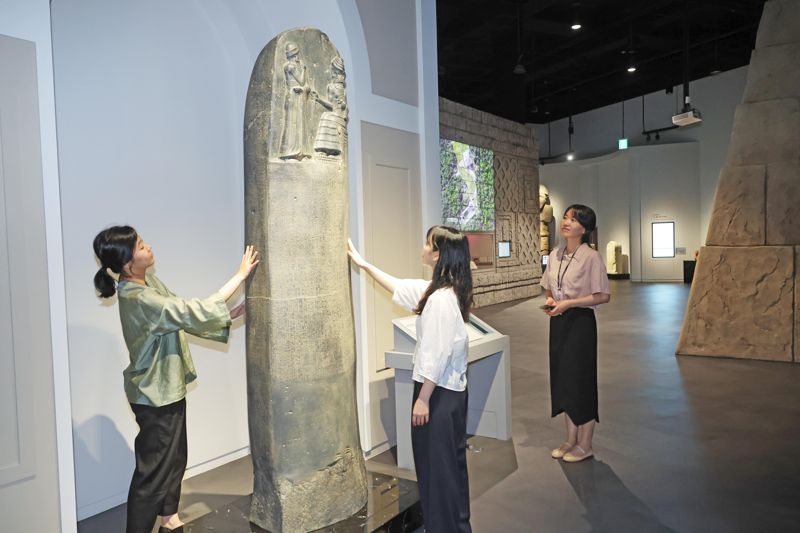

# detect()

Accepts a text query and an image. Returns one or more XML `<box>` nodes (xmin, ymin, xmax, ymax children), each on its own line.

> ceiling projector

<box><xmin>672</xmin><ymin>108</ymin><xmax>702</xmax><ymax>127</ymax></box>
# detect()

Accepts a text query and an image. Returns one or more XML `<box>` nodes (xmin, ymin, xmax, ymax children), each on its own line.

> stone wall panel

<box><xmin>755</xmin><ymin>0</ymin><xmax>800</xmax><ymax>48</ymax></box>
<box><xmin>705</xmin><ymin>165</ymin><xmax>765</xmax><ymax>246</ymax></box>
<box><xmin>440</xmin><ymin>97</ymin><xmax>541</xmax><ymax>307</ymax></box>
<box><xmin>743</xmin><ymin>43</ymin><xmax>800</xmax><ymax>103</ymax></box>
<box><xmin>677</xmin><ymin>246</ymin><xmax>794</xmax><ymax>361</ymax></box>
<box><xmin>766</xmin><ymin>161</ymin><xmax>800</xmax><ymax>244</ymax></box>
<box><xmin>728</xmin><ymin>99</ymin><xmax>800</xmax><ymax>167</ymax></box>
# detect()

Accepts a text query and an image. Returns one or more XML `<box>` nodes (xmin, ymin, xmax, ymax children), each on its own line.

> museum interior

<box><xmin>2</xmin><ymin>0</ymin><xmax>799</xmax><ymax>531</ymax></box>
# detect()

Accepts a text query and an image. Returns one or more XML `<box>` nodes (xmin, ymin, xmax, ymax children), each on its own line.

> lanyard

<box><xmin>556</xmin><ymin>244</ymin><xmax>582</xmax><ymax>294</ymax></box>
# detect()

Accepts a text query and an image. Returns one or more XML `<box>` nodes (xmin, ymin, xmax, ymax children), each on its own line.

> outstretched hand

<box><xmin>347</xmin><ymin>238</ymin><xmax>368</xmax><ymax>269</ymax></box>
<box><xmin>230</xmin><ymin>301</ymin><xmax>246</xmax><ymax>319</ymax></box>
<box><xmin>238</xmin><ymin>245</ymin><xmax>260</xmax><ymax>279</ymax></box>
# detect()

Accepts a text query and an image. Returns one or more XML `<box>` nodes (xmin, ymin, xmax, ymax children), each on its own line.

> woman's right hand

<box><xmin>347</xmin><ymin>238</ymin><xmax>368</xmax><ymax>269</ymax></box>
<box><xmin>238</xmin><ymin>245</ymin><xmax>260</xmax><ymax>280</ymax></box>
<box><xmin>545</xmin><ymin>296</ymin><xmax>557</xmax><ymax>307</ymax></box>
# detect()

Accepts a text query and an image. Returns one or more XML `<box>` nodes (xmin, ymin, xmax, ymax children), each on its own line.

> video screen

<box><xmin>440</xmin><ymin>139</ymin><xmax>495</xmax><ymax>231</ymax></box>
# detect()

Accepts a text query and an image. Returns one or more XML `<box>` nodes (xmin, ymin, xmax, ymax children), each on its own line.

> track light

<box><xmin>627</xmin><ymin>66</ymin><xmax>636</xmax><ymax>73</ymax></box>
<box><xmin>571</xmin><ymin>23</ymin><xmax>582</xmax><ymax>30</ymax></box>
<box><xmin>513</xmin><ymin>61</ymin><xmax>527</xmax><ymax>75</ymax></box>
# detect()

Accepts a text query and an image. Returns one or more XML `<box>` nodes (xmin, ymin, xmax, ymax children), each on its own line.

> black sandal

<box><xmin>158</xmin><ymin>527</ymin><xmax>184</xmax><ymax>533</ymax></box>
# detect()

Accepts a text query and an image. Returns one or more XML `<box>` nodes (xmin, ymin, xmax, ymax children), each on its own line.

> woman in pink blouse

<box><xmin>540</xmin><ymin>205</ymin><xmax>611</xmax><ymax>463</ymax></box>
<box><xmin>348</xmin><ymin>225</ymin><xmax>473</xmax><ymax>532</ymax></box>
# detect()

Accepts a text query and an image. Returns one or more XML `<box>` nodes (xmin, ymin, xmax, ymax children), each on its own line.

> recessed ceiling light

<box><xmin>627</xmin><ymin>66</ymin><xmax>637</xmax><ymax>73</ymax></box>
<box><xmin>571</xmin><ymin>23</ymin><xmax>582</xmax><ymax>30</ymax></box>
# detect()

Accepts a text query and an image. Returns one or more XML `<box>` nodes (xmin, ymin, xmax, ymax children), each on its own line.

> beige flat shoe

<box><xmin>563</xmin><ymin>445</ymin><xmax>593</xmax><ymax>463</ymax></box>
<box><xmin>550</xmin><ymin>442</ymin><xmax>574</xmax><ymax>459</ymax></box>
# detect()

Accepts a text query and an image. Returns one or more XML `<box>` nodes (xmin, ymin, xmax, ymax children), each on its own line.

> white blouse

<box><xmin>392</xmin><ymin>279</ymin><xmax>468</xmax><ymax>392</ymax></box>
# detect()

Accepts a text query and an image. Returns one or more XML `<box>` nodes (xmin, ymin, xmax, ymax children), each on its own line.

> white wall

<box><xmin>541</xmin><ymin>142</ymin><xmax>700</xmax><ymax>282</ymax></box>
<box><xmin>536</xmin><ymin>66</ymin><xmax>747</xmax><ymax>243</ymax></box>
<box><xmin>51</xmin><ymin>0</ymin><xmax>437</xmax><ymax>519</ymax></box>
<box><xmin>0</xmin><ymin>1</ymin><xmax>76</xmax><ymax>531</ymax></box>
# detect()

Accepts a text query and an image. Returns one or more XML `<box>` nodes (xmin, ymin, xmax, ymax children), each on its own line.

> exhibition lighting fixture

<box><xmin>571</xmin><ymin>23</ymin><xmax>582</xmax><ymax>30</ymax></box>
<box><xmin>513</xmin><ymin>58</ymin><xmax>527</xmax><ymax>75</ymax></box>
<box><xmin>627</xmin><ymin>66</ymin><xmax>636</xmax><ymax>73</ymax></box>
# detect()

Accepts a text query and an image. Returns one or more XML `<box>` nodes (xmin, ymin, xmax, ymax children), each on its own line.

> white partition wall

<box><xmin>50</xmin><ymin>0</ymin><xmax>440</xmax><ymax>520</ymax></box>
<box><xmin>541</xmin><ymin>143</ymin><xmax>700</xmax><ymax>282</ymax></box>
<box><xmin>0</xmin><ymin>1</ymin><xmax>75</xmax><ymax>531</ymax></box>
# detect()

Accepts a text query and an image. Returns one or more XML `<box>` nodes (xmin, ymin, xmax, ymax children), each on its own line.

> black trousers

<box><xmin>126</xmin><ymin>398</ymin><xmax>188</xmax><ymax>533</ymax></box>
<box><xmin>412</xmin><ymin>381</ymin><xmax>472</xmax><ymax>533</ymax></box>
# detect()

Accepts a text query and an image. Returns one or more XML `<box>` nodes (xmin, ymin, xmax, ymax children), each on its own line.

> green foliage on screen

<box><xmin>440</xmin><ymin>139</ymin><xmax>495</xmax><ymax>231</ymax></box>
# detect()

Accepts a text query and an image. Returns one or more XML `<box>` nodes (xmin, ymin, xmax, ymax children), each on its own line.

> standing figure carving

<box><xmin>279</xmin><ymin>42</ymin><xmax>310</xmax><ymax>160</ymax></box>
<box><xmin>539</xmin><ymin>184</ymin><xmax>554</xmax><ymax>256</ymax></box>
<box><xmin>311</xmin><ymin>56</ymin><xmax>348</xmax><ymax>156</ymax></box>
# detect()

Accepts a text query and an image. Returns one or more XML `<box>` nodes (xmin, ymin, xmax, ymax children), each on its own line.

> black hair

<box><xmin>93</xmin><ymin>225</ymin><xmax>138</xmax><ymax>298</ymax></box>
<box><xmin>563</xmin><ymin>204</ymin><xmax>596</xmax><ymax>244</ymax></box>
<box><xmin>414</xmin><ymin>225</ymin><xmax>474</xmax><ymax>321</ymax></box>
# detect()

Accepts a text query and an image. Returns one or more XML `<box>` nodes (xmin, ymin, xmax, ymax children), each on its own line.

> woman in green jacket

<box><xmin>93</xmin><ymin>225</ymin><xmax>258</xmax><ymax>533</ymax></box>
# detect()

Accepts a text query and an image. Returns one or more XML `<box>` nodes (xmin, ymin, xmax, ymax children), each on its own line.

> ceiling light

<box><xmin>566</xmin><ymin>153</ymin><xmax>575</xmax><ymax>161</ymax></box>
<box><xmin>627</xmin><ymin>66</ymin><xmax>636</xmax><ymax>73</ymax></box>
<box><xmin>571</xmin><ymin>23</ymin><xmax>582</xmax><ymax>30</ymax></box>
<box><xmin>513</xmin><ymin>63</ymin><xmax>527</xmax><ymax>75</ymax></box>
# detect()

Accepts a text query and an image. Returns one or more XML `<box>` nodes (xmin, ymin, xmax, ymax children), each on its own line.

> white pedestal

<box><xmin>385</xmin><ymin>314</ymin><xmax>511</xmax><ymax>470</ymax></box>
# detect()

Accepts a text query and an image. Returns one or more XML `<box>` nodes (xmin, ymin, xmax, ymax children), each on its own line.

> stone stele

<box><xmin>243</xmin><ymin>28</ymin><xmax>366</xmax><ymax>532</ymax></box>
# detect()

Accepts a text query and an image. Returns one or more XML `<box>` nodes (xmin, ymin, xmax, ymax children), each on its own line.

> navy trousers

<box><xmin>412</xmin><ymin>381</ymin><xmax>472</xmax><ymax>533</ymax></box>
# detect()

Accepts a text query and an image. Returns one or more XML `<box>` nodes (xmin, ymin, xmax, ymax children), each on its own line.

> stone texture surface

<box><xmin>727</xmin><ymin>98</ymin><xmax>800</xmax><ymax>167</ymax></box>
<box><xmin>743</xmin><ymin>43</ymin><xmax>800</xmax><ymax>103</ymax></box>
<box><xmin>681</xmin><ymin>0</ymin><xmax>800</xmax><ymax>363</ymax></box>
<box><xmin>244</xmin><ymin>28</ymin><xmax>366</xmax><ymax>532</ymax></box>
<box><xmin>705</xmin><ymin>165</ymin><xmax>765</xmax><ymax>246</ymax></box>
<box><xmin>440</xmin><ymin>97</ymin><xmax>541</xmax><ymax>307</ymax></box>
<box><xmin>677</xmin><ymin>246</ymin><xmax>794</xmax><ymax>362</ymax></box>
<box><xmin>766</xmin><ymin>161</ymin><xmax>800</xmax><ymax>244</ymax></box>
<box><xmin>795</xmin><ymin>246</ymin><xmax>800</xmax><ymax>363</ymax></box>
<box><xmin>755</xmin><ymin>0</ymin><xmax>800</xmax><ymax>49</ymax></box>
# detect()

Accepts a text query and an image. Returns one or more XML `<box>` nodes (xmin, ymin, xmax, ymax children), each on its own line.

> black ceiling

<box><xmin>436</xmin><ymin>0</ymin><xmax>766</xmax><ymax>124</ymax></box>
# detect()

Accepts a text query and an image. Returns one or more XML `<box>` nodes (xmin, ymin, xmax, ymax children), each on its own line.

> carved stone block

<box><xmin>727</xmin><ymin>99</ymin><xmax>800</xmax><ymax>167</ymax></box>
<box><xmin>755</xmin><ymin>0</ymin><xmax>800</xmax><ymax>49</ymax></box>
<box><xmin>677</xmin><ymin>246</ymin><xmax>794</xmax><ymax>362</ymax></box>
<box><xmin>766</xmin><ymin>161</ymin><xmax>800</xmax><ymax>244</ymax></box>
<box><xmin>743</xmin><ymin>43</ymin><xmax>800</xmax><ymax>103</ymax></box>
<box><xmin>705</xmin><ymin>165</ymin><xmax>765</xmax><ymax>246</ymax></box>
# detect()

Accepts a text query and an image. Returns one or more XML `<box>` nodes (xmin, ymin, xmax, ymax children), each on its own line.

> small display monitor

<box><xmin>498</xmin><ymin>241</ymin><xmax>511</xmax><ymax>258</ymax></box>
<box><xmin>542</xmin><ymin>255</ymin><xmax>549</xmax><ymax>266</ymax></box>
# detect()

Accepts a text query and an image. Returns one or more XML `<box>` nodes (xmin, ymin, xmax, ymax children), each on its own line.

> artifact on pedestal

<box><xmin>539</xmin><ymin>184</ymin><xmax>554</xmax><ymax>256</ymax></box>
<box><xmin>677</xmin><ymin>0</ymin><xmax>800</xmax><ymax>363</ymax></box>
<box><xmin>243</xmin><ymin>28</ymin><xmax>367</xmax><ymax>532</ymax></box>
<box><xmin>606</xmin><ymin>241</ymin><xmax>622</xmax><ymax>274</ymax></box>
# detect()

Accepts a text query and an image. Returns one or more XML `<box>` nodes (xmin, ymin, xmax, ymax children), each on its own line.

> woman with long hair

<box><xmin>541</xmin><ymin>205</ymin><xmax>610</xmax><ymax>463</ymax></box>
<box><xmin>348</xmin><ymin>225</ymin><xmax>473</xmax><ymax>532</ymax></box>
<box><xmin>93</xmin><ymin>225</ymin><xmax>258</xmax><ymax>533</ymax></box>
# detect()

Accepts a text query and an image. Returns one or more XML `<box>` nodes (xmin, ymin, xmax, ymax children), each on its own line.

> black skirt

<box><xmin>549</xmin><ymin>307</ymin><xmax>599</xmax><ymax>425</ymax></box>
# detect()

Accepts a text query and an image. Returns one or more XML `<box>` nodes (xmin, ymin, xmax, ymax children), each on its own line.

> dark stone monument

<box><xmin>244</xmin><ymin>27</ymin><xmax>367</xmax><ymax>532</ymax></box>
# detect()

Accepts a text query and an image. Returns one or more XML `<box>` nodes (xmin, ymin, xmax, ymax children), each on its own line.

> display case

<box><xmin>385</xmin><ymin>314</ymin><xmax>511</xmax><ymax>470</ymax></box>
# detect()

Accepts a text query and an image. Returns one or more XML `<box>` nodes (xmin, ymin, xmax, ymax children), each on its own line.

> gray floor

<box><xmin>79</xmin><ymin>281</ymin><xmax>800</xmax><ymax>532</ymax></box>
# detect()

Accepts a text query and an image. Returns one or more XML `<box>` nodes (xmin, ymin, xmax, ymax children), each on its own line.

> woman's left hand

<box><xmin>412</xmin><ymin>398</ymin><xmax>430</xmax><ymax>426</ymax></box>
<box><xmin>230</xmin><ymin>302</ymin><xmax>246</xmax><ymax>319</ymax></box>
<box><xmin>546</xmin><ymin>299</ymin><xmax>573</xmax><ymax>316</ymax></box>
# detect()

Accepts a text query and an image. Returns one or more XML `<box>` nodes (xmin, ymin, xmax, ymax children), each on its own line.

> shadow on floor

<box><xmin>559</xmin><ymin>459</ymin><xmax>676</xmax><ymax>533</ymax></box>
